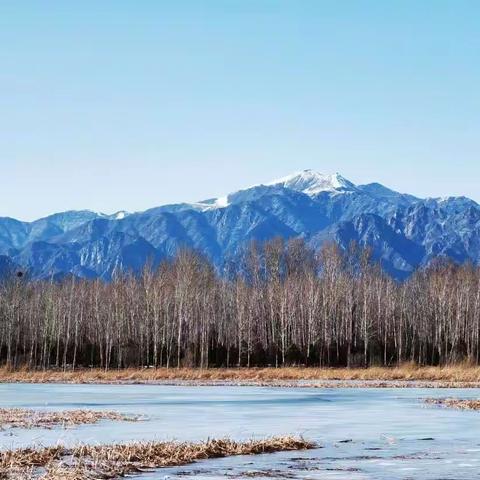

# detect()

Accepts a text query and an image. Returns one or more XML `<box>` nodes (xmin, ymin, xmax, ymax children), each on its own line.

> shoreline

<box><xmin>2</xmin><ymin>366</ymin><xmax>480</xmax><ymax>388</ymax></box>
<box><xmin>3</xmin><ymin>379</ymin><xmax>480</xmax><ymax>388</ymax></box>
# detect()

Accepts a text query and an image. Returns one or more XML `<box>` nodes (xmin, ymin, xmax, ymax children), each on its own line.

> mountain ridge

<box><xmin>3</xmin><ymin>170</ymin><xmax>480</xmax><ymax>280</ymax></box>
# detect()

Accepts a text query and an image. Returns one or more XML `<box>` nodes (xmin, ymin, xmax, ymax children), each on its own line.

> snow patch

<box><xmin>114</xmin><ymin>211</ymin><xmax>128</xmax><ymax>220</ymax></box>
<box><xmin>188</xmin><ymin>169</ymin><xmax>355</xmax><ymax>212</ymax></box>
<box><xmin>265</xmin><ymin>170</ymin><xmax>356</xmax><ymax>195</ymax></box>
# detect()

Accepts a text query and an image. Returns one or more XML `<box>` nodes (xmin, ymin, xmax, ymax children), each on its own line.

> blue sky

<box><xmin>2</xmin><ymin>1</ymin><xmax>479</xmax><ymax>220</ymax></box>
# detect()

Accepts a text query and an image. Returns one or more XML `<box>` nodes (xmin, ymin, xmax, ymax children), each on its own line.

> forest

<box><xmin>1</xmin><ymin>239</ymin><xmax>480</xmax><ymax>370</ymax></box>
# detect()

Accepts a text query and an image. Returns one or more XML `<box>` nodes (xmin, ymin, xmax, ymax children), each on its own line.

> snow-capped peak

<box><xmin>265</xmin><ymin>170</ymin><xmax>356</xmax><ymax>195</ymax></box>
<box><xmin>193</xmin><ymin>170</ymin><xmax>355</xmax><ymax>212</ymax></box>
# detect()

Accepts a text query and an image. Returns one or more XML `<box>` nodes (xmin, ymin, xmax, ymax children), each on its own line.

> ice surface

<box><xmin>1</xmin><ymin>384</ymin><xmax>479</xmax><ymax>479</ymax></box>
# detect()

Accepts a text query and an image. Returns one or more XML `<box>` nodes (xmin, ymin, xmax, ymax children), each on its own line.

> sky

<box><xmin>1</xmin><ymin>1</ymin><xmax>480</xmax><ymax>221</ymax></box>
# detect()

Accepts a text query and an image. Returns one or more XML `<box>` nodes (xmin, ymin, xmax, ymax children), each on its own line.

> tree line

<box><xmin>1</xmin><ymin>239</ymin><xmax>480</xmax><ymax>370</ymax></box>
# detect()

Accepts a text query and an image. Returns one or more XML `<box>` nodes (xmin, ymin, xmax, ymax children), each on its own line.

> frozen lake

<box><xmin>1</xmin><ymin>383</ymin><xmax>480</xmax><ymax>479</ymax></box>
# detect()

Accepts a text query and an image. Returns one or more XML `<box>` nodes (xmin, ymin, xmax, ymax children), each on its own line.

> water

<box><xmin>1</xmin><ymin>384</ymin><xmax>480</xmax><ymax>479</ymax></box>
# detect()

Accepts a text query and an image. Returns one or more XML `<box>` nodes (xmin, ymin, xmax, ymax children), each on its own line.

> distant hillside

<box><xmin>2</xmin><ymin>169</ymin><xmax>480</xmax><ymax>280</ymax></box>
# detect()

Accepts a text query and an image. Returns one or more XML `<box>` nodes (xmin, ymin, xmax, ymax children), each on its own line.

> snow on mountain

<box><xmin>2</xmin><ymin>169</ymin><xmax>480</xmax><ymax>281</ymax></box>
<box><xmin>194</xmin><ymin>170</ymin><xmax>355</xmax><ymax>211</ymax></box>
<box><xmin>109</xmin><ymin>211</ymin><xmax>129</xmax><ymax>220</ymax></box>
<box><xmin>265</xmin><ymin>170</ymin><xmax>356</xmax><ymax>195</ymax></box>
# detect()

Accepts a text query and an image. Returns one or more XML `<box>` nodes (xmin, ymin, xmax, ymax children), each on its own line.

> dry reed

<box><xmin>2</xmin><ymin>364</ymin><xmax>480</xmax><ymax>387</ymax></box>
<box><xmin>425</xmin><ymin>398</ymin><xmax>480</xmax><ymax>410</ymax></box>
<box><xmin>0</xmin><ymin>436</ymin><xmax>315</xmax><ymax>479</ymax></box>
<box><xmin>0</xmin><ymin>408</ymin><xmax>139</xmax><ymax>430</ymax></box>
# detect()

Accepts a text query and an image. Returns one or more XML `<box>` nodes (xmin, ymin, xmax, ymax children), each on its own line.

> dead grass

<box><xmin>0</xmin><ymin>408</ymin><xmax>139</xmax><ymax>430</ymax></box>
<box><xmin>0</xmin><ymin>436</ymin><xmax>315</xmax><ymax>479</ymax></box>
<box><xmin>2</xmin><ymin>363</ymin><xmax>480</xmax><ymax>386</ymax></box>
<box><xmin>425</xmin><ymin>398</ymin><xmax>480</xmax><ymax>411</ymax></box>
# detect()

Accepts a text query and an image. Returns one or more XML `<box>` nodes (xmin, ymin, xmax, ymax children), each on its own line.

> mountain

<box><xmin>1</xmin><ymin>169</ymin><xmax>480</xmax><ymax>280</ymax></box>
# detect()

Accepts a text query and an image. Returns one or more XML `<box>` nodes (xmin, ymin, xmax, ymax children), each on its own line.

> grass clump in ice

<box><xmin>425</xmin><ymin>398</ymin><xmax>480</xmax><ymax>411</ymax></box>
<box><xmin>0</xmin><ymin>436</ymin><xmax>315</xmax><ymax>479</ymax></box>
<box><xmin>0</xmin><ymin>408</ymin><xmax>139</xmax><ymax>430</ymax></box>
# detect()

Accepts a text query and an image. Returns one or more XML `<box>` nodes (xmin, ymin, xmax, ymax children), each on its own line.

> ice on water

<box><xmin>1</xmin><ymin>384</ymin><xmax>479</xmax><ymax>479</ymax></box>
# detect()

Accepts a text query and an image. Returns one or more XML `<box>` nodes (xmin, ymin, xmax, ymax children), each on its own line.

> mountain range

<box><xmin>2</xmin><ymin>169</ymin><xmax>480</xmax><ymax>280</ymax></box>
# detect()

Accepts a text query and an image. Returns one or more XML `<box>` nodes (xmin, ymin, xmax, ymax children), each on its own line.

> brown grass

<box><xmin>0</xmin><ymin>408</ymin><xmax>139</xmax><ymax>430</ymax></box>
<box><xmin>0</xmin><ymin>436</ymin><xmax>315</xmax><ymax>479</ymax></box>
<box><xmin>425</xmin><ymin>398</ymin><xmax>480</xmax><ymax>410</ymax></box>
<box><xmin>2</xmin><ymin>364</ymin><xmax>480</xmax><ymax>387</ymax></box>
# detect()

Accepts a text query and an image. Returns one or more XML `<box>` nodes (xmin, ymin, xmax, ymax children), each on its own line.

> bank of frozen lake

<box><xmin>1</xmin><ymin>384</ymin><xmax>479</xmax><ymax>479</ymax></box>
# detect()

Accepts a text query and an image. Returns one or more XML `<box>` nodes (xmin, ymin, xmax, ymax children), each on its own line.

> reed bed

<box><xmin>2</xmin><ymin>364</ymin><xmax>480</xmax><ymax>386</ymax></box>
<box><xmin>0</xmin><ymin>408</ymin><xmax>139</xmax><ymax>430</ymax></box>
<box><xmin>0</xmin><ymin>436</ymin><xmax>314</xmax><ymax>479</ymax></box>
<box><xmin>425</xmin><ymin>398</ymin><xmax>480</xmax><ymax>411</ymax></box>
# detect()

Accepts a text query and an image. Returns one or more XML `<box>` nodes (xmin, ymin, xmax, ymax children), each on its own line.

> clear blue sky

<box><xmin>2</xmin><ymin>1</ymin><xmax>479</xmax><ymax>221</ymax></box>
